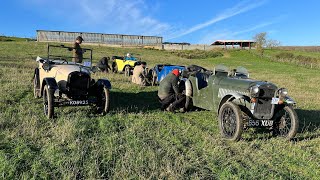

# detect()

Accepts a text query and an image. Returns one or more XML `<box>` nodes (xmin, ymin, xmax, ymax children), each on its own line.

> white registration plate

<box><xmin>271</xmin><ymin>97</ymin><xmax>280</xmax><ymax>104</ymax></box>
<box><xmin>68</xmin><ymin>100</ymin><xmax>89</xmax><ymax>105</ymax></box>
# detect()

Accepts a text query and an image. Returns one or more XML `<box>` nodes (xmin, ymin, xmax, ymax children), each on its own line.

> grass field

<box><xmin>0</xmin><ymin>42</ymin><xmax>320</xmax><ymax>179</ymax></box>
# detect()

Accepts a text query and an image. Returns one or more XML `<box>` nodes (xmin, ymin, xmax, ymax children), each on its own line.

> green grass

<box><xmin>0</xmin><ymin>36</ymin><xmax>35</xmax><ymax>42</ymax></box>
<box><xmin>0</xmin><ymin>42</ymin><xmax>320</xmax><ymax>179</ymax></box>
<box><xmin>263</xmin><ymin>49</ymin><xmax>320</xmax><ymax>69</ymax></box>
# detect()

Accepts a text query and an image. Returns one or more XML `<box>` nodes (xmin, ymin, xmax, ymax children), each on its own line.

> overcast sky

<box><xmin>1</xmin><ymin>0</ymin><xmax>319</xmax><ymax>45</ymax></box>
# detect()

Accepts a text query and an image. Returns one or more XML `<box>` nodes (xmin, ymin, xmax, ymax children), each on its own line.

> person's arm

<box><xmin>172</xmin><ymin>77</ymin><xmax>180</xmax><ymax>95</ymax></box>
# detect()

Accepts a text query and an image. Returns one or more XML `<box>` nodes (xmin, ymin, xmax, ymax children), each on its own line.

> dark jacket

<box><xmin>73</xmin><ymin>42</ymin><xmax>83</xmax><ymax>63</ymax></box>
<box><xmin>97</xmin><ymin>57</ymin><xmax>111</xmax><ymax>72</ymax></box>
<box><xmin>158</xmin><ymin>73</ymin><xmax>179</xmax><ymax>100</ymax></box>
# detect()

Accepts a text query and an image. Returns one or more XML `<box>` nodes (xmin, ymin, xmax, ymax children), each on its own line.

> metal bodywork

<box><xmin>112</xmin><ymin>56</ymin><xmax>140</xmax><ymax>72</ymax></box>
<box><xmin>186</xmin><ymin>66</ymin><xmax>296</xmax><ymax>121</ymax></box>
<box><xmin>152</xmin><ymin>64</ymin><xmax>186</xmax><ymax>84</ymax></box>
<box><xmin>33</xmin><ymin>45</ymin><xmax>111</xmax><ymax>117</ymax></box>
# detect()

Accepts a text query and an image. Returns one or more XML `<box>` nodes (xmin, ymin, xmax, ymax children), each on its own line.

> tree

<box><xmin>253</xmin><ymin>32</ymin><xmax>267</xmax><ymax>56</ymax></box>
<box><xmin>266</xmin><ymin>39</ymin><xmax>281</xmax><ymax>49</ymax></box>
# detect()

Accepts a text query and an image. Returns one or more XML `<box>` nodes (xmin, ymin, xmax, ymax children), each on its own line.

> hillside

<box><xmin>0</xmin><ymin>36</ymin><xmax>35</xmax><ymax>42</ymax></box>
<box><xmin>0</xmin><ymin>42</ymin><xmax>320</xmax><ymax>179</ymax></box>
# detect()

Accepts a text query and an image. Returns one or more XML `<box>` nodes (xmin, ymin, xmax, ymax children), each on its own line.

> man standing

<box><xmin>132</xmin><ymin>62</ymin><xmax>148</xmax><ymax>86</ymax></box>
<box><xmin>158</xmin><ymin>69</ymin><xmax>185</xmax><ymax>112</ymax></box>
<box><xmin>73</xmin><ymin>36</ymin><xmax>84</xmax><ymax>63</ymax></box>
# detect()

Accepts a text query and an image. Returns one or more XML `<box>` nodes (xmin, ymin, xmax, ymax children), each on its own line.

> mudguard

<box><xmin>34</xmin><ymin>68</ymin><xmax>39</xmax><ymax>77</ymax></box>
<box><xmin>40</xmin><ymin>78</ymin><xmax>58</xmax><ymax>96</ymax></box>
<box><xmin>224</xmin><ymin>92</ymin><xmax>245</xmax><ymax>100</ymax></box>
<box><xmin>184</xmin><ymin>79</ymin><xmax>192</xmax><ymax>97</ymax></box>
<box><xmin>42</xmin><ymin>78</ymin><xmax>58</xmax><ymax>90</ymax></box>
<box><xmin>218</xmin><ymin>92</ymin><xmax>249</xmax><ymax>113</ymax></box>
<box><xmin>33</xmin><ymin>68</ymin><xmax>40</xmax><ymax>86</ymax></box>
<box><xmin>96</xmin><ymin>79</ymin><xmax>112</xmax><ymax>89</ymax></box>
<box><xmin>284</xmin><ymin>96</ymin><xmax>296</xmax><ymax>105</ymax></box>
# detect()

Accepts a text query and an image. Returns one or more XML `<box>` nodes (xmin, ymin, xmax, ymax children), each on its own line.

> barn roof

<box><xmin>211</xmin><ymin>40</ymin><xmax>255</xmax><ymax>45</ymax></box>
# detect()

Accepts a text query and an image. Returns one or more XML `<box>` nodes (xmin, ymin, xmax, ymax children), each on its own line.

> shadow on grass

<box><xmin>110</xmin><ymin>90</ymin><xmax>160</xmax><ymax>113</ymax></box>
<box><xmin>296</xmin><ymin>109</ymin><xmax>320</xmax><ymax>140</ymax></box>
<box><xmin>228</xmin><ymin>109</ymin><xmax>320</xmax><ymax>142</ymax></box>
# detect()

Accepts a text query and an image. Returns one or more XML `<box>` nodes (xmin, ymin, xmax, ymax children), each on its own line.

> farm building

<box><xmin>36</xmin><ymin>30</ymin><xmax>163</xmax><ymax>47</ymax></box>
<box><xmin>211</xmin><ymin>40</ymin><xmax>255</xmax><ymax>49</ymax></box>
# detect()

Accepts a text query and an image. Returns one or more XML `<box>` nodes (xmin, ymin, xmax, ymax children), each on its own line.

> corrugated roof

<box><xmin>211</xmin><ymin>40</ymin><xmax>256</xmax><ymax>45</ymax></box>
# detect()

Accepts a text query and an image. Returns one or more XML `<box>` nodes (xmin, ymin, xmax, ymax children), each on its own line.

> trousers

<box><xmin>159</xmin><ymin>93</ymin><xmax>186</xmax><ymax>110</ymax></box>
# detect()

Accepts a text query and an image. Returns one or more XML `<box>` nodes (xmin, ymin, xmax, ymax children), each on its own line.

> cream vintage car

<box><xmin>33</xmin><ymin>45</ymin><xmax>111</xmax><ymax>118</ymax></box>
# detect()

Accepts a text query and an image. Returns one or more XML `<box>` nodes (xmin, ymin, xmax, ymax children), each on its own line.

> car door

<box><xmin>190</xmin><ymin>72</ymin><xmax>215</xmax><ymax>110</ymax></box>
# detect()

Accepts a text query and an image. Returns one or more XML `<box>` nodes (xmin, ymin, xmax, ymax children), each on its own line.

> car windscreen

<box><xmin>46</xmin><ymin>45</ymin><xmax>92</xmax><ymax>66</ymax></box>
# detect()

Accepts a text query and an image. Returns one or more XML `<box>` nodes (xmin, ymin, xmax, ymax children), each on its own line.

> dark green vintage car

<box><xmin>183</xmin><ymin>65</ymin><xmax>298</xmax><ymax>141</ymax></box>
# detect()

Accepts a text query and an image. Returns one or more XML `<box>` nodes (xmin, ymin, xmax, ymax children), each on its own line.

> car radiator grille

<box><xmin>254</xmin><ymin>86</ymin><xmax>276</xmax><ymax>119</ymax></box>
<box><xmin>255</xmin><ymin>98</ymin><xmax>272</xmax><ymax>114</ymax></box>
<box><xmin>68</xmin><ymin>72</ymin><xmax>90</xmax><ymax>98</ymax></box>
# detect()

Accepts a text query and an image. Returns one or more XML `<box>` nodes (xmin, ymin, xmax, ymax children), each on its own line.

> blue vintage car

<box><xmin>150</xmin><ymin>64</ymin><xmax>186</xmax><ymax>85</ymax></box>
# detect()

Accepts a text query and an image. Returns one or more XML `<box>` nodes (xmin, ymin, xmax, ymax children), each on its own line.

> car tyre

<box><xmin>97</xmin><ymin>87</ymin><xmax>110</xmax><ymax>114</ymax></box>
<box><xmin>218</xmin><ymin>102</ymin><xmax>243</xmax><ymax>141</ymax></box>
<box><xmin>124</xmin><ymin>66</ymin><xmax>130</xmax><ymax>76</ymax></box>
<box><xmin>33</xmin><ymin>74</ymin><xmax>40</xmax><ymax>98</ymax></box>
<box><xmin>272</xmin><ymin>106</ymin><xmax>299</xmax><ymax>140</ymax></box>
<box><xmin>43</xmin><ymin>85</ymin><xmax>54</xmax><ymax>118</ymax></box>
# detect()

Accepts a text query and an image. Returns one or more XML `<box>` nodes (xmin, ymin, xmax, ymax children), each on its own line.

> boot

<box><xmin>166</xmin><ymin>104</ymin><xmax>174</xmax><ymax>112</ymax></box>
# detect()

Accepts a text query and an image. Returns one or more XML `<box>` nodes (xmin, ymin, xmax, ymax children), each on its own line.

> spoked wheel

<box><xmin>97</xmin><ymin>87</ymin><xmax>110</xmax><ymax>114</ymax></box>
<box><xmin>33</xmin><ymin>74</ymin><xmax>40</xmax><ymax>98</ymax></box>
<box><xmin>124</xmin><ymin>66</ymin><xmax>130</xmax><ymax>76</ymax></box>
<box><xmin>273</xmin><ymin>106</ymin><xmax>299</xmax><ymax>140</ymax></box>
<box><xmin>43</xmin><ymin>85</ymin><xmax>54</xmax><ymax>118</ymax></box>
<box><xmin>218</xmin><ymin>102</ymin><xmax>243</xmax><ymax>141</ymax></box>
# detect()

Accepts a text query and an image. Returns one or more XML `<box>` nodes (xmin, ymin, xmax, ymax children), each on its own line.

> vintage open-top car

<box><xmin>182</xmin><ymin>65</ymin><xmax>299</xmax><ymax>141</ymax></box>
<box><xmin>111</xmin><ymin>54</ymin><xmax>141</xmax><ymax>76</ymax></box>
<box><xmin>33</xmin><ymin>44</ymin><xmax>111</xmax><ymax>118</ymax></box>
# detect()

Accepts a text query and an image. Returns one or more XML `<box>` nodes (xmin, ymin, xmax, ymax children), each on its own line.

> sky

<box><xmin>1</xmin><ymin>0</ymin><xmax>320</xmax><ymax>45</ymax></box>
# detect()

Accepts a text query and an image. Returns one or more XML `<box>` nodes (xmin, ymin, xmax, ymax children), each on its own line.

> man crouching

<box><xmin>132</xmin><ymin>62</ymin><xmax>149</xmax><ymax>86</ymax></box>
<box><xmin>158</xmin><ymin>69</ymin><xmax>186</xmax><ymax>112</ymax></box>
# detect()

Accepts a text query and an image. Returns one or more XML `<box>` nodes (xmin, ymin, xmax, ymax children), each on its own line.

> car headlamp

<box><xmin>278</xmin><ymin>88</ymin><xmax>288</xmax><ymax>97</ymax></box>
<box><xmin>42</xmin><ymin>63</ymin><xmax>50</xmax><ymax>71</ymax></box>
<box><xmin>250</xmin><ymin>86</ymin><xmax>259</xmax><ymax>96</ymax></box>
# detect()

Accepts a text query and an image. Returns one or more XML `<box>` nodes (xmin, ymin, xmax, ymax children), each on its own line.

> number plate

<box><xmin>248</xmin><ymin>120</ymin><xmax>274</xmax><ymax>127</ymax></box>
<box><xmin>67</xmin><ymin>100</ymin><xmax>89</xmax><ymax>105</ymax></box>
<box><xmin>271</xmin><ymin>97</ymin><xmax>280</xmax><ymax>104</ymax></box>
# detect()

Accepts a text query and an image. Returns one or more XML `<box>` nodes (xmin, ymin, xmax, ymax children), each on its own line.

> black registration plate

<box><xmin>66</xmin><ymin>100</ymin><xmax>89</xmax><ymax>106</ymax></box>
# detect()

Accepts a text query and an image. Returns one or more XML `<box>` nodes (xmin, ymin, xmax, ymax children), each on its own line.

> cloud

<box><xmin>75</xmin><ymin>0</ymin><xmax>171</xmax><ymax>35</ymax></box>
<box><xmin>166</xmin><ymin>0</ymin><xmax>267</xmax><ymax>40</ymax></box>
<box><xmin>27</xmin><ymin>0</ymin><xmax>171</xmax><ymax>36</ymax></box>
<box><xmin>26</xmin><ymin>0</ymin><xmax>269</xmax><ymax>41</ymax></box>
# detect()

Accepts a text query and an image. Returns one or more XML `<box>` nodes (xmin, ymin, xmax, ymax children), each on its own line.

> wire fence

<box><xmin>37</xmin><ymin>30</ymin><xmax>163</xmax><ymax>46</ymax></box>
